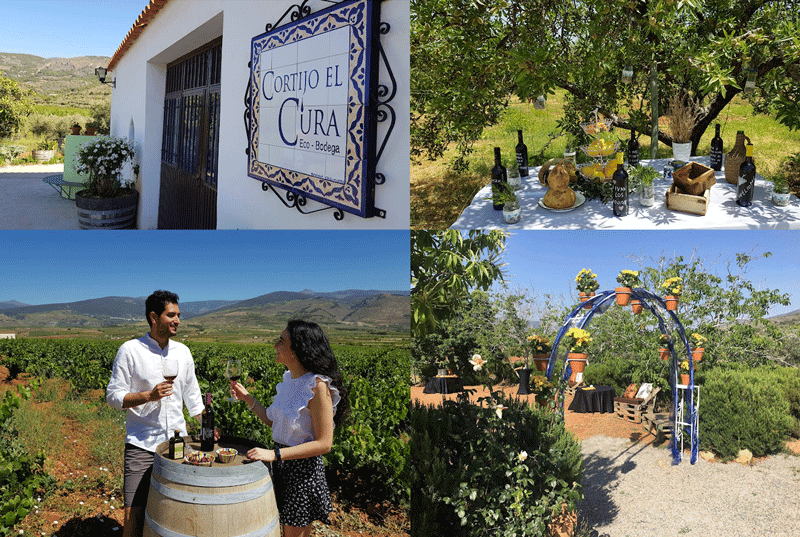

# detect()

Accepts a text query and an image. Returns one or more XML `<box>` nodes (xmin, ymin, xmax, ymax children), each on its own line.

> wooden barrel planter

<box><xmin>32</xmin><ymin>149</ymin><xmax>55</xmax><ymax>162</ymax></box>
<box><xmin>144</xmin><ymin>436</ymin><xmax>280</xmax><ymax>537</ymax></box>
<box><xmin>75</xmin><ymin>189</ymin><xmax>138</xmax><ymax>229</ymax></box>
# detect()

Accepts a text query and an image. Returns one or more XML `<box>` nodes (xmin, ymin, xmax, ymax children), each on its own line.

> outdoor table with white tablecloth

<box><xmin>451</xmin><ymin>156</ymin><xmax>800</xmax><ymax>229</ymax></box>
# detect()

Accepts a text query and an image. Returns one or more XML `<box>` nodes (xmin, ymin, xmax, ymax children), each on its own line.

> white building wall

<box><xmin>110</xmin><ymin>0</ymin><xmax>409</xmax><ymax>230</ymax></box>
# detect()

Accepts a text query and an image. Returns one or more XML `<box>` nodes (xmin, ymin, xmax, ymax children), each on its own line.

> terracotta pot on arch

<box><xmin>567</xmin><ymin>352</ymin><xmax>588</xmax><ymax>382</ymax></box>
<box><xmin>630</xmin><ymin>298</ymin><xmax>643</xmax><ymax>314</ymax></box>
<box><xmin>579</xmin><ymin>292</ymin><xmax>595</xmax><ymax>309</ymax></box>
<box><xmin>615</xmin><ymin>287</ymin><xmax>632</xmax><ymax>306</ymax></box>
<box><xmin>664</xmin><ymin>295</ymin><xmax>680</xmax><ymax>311</ymax></box>
<box><xmin>691</xmin><ymin>348</ymin><xmax>704</xmax><ymax>362</ymax></box>
<box><xmin>532</xmin><ymin>354</ymin><xmax>550</xmax><ymax>372</ymax></box>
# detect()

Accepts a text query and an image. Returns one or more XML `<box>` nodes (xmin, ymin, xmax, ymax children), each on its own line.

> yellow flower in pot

<box><xmin>690</xmin><ymin>333</ymin><xmax>707</xmax><ymax>361</ymax></box>
<box><xmin>615</xmin><ymin>269</ymin><xmax>641</xmax><ymax>305</ymax></box>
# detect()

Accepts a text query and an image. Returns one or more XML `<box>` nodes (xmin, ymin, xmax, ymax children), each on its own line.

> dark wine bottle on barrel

<box><xmin>515</xmin><ymin>130</ymin><xmax>529</xmax><ymax>177</ymax></box>
<box><xmin>627</xmin><ymin>128</ymin><xmax>639</xmax><ymax>168</ymax></box>
<box><xmin>200</xmin><ymin>393</ymin><xmax>215</xmax><ymax>451</ymax></box>
<box><xmin>491</xmin><ymin>147</ymin><xmax>507</xmax><ymax>210</ymax></box>
<box><xmin>736</xmin><ymin>143</ymin><xmax>755</xmax><ymax>207</ymax></box>
<box><xmin>709</xmin><ymin>123</ymin><xmax>724</xmax><ymax>171</ymax></box>
<box><xmin>612</xmin><ymin>153</ymin><xmax>628</xmax><ymax>217</ymax></box>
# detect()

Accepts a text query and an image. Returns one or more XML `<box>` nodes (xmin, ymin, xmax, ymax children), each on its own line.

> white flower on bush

<box><xmin>494</xmin><ymin>404</ymin><xmax>506</xmax><ymax>419</ymax></box>
<box><xmin>518</xmin><ymin>451</ymin><xmax>528</xmax><ymax>462</ymax></box>
<box><xmin>469</xmin><ymin>354</ymin><xmax>484</xmax><ymax>371</ymax></box>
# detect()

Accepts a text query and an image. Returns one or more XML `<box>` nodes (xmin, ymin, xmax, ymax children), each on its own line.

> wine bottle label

<box><xmin>710</xmin><ymin>148</ymin><xmax>723</xmax><ymax>169</ymax></box>
<box><xmin>628</xmin><ymin>149</ymin><xmax>639</xmax><ymax>168</ymax></box>
<box><xmin>516</xmin><ymin>149</ymin><xmax>529</xmax><ymax>177</ymax></box>
<box><xmin>613</xmin><ymin>184</ymin><xmax>628</xmax><ymax>216</ymax></box>
<box><xmin>737</xmin><ymin>173</ymin><xmax>754</xmax><ymax>205</ymax></box>
<box><xmin>174</xmin><ymin>442</ymin><xmax>184</xmax><ymax>459</ymax></box>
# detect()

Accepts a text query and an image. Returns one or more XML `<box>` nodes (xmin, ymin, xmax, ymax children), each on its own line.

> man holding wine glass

<box><xmin>106</xmin><ymin>290</ymin><xmax>218</xmax><ymax>537</ymax></box>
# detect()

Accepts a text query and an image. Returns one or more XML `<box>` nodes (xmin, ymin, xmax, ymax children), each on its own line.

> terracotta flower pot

<box><xmin>615</xmin><ymin>287</ymin><xmax>632</xmax><ymax>306</ymax></box>
<box><xmin>630</xmin><ymin>298</ymin><xmax>643</xmax><ymax>314</ymax></box>
<box><xmin>533</xmin><ymin>354</ymin><xmax>550</xmax><ymax>372</ymax></box>
<box><xmin>579</xmin><ymin>291</ymin><xmax>595</xmax><ymax>309</ymax></box>
<box><xmin>567</xmin><ymin>352</ymin><xmax>588</xmax><ymax>382</ymax></box>
<box><xmin>692</xmin><ymin>348</ymin><xmax>704</xmax><ymax>362</ymax></box>
<box><xmin>680</xmin><ymin>373</ymin><xmax>691</xmax><ymax>386</ymax></box>
<box><xmin>664</xmin><ymin>295</ymin><xmax>680</xmax><ymax>311</ymax></box>
<box><xmin>659</xmin><ymin>348</ymin><xmax>670</xmax><ymax>360</ymax></box>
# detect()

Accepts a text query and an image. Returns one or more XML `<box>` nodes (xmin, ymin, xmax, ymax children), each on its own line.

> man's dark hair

<box><xmin>145</xmin><ymin>290</ymin><xmax>179</xmax><ymax>327</ymax></box>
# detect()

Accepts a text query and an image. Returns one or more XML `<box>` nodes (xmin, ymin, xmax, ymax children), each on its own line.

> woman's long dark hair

<box><xmin>287</xmin><ymin>319</ymin><xmax>350</xmax><ymax>426</ymax></box>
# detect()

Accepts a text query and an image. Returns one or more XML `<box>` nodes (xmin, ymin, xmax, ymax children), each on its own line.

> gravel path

<box><xmin>579</xmin><ymin>436</ymin><xmax>800</xmax><ymax>537</ymax></box>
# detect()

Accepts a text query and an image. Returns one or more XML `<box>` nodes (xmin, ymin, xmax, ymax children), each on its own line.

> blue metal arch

<box><xmin>542</xmin><ymin>288</ymin><xmax>698</xmax><ymax>464</ymax></box>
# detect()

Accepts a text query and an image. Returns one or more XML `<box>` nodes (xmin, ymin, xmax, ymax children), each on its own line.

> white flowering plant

<box><xmin>73</xmin><ymin>136</ymin><xmax>136</xmax><ymax>197</ymax></box>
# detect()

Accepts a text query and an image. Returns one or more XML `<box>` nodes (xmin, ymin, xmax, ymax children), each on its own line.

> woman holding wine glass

<box><xmin>229</xmin><ymin>320</ymin><xmax>350</xmax><ymax>537</ymax></box>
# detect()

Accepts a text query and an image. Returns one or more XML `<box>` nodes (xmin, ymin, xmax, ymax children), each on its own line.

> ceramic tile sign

<box><xmin>247</xmin><ymin>0</ymin><xmax>383</xmax><ymax>218</ymax></box>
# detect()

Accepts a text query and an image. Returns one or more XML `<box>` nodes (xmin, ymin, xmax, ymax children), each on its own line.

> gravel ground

<box><xmin>412</xmin><ymin>385</ymin><xmax>800</xmax><ymax>537</ymax></box>
<box><xmin>579</xmin><ymin>436</ymin><xmax>800</xmax><ymax>537</ymax></box>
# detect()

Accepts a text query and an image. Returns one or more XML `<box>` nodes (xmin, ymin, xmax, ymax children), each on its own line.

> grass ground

<box><xmin>411</xmin><ymin>90</ymin><xmax>800</xmax><ymax>229</ymax></box>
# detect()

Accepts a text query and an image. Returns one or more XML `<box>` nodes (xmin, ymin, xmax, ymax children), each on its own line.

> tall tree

<box><xmin>412</xmin><ymin>0</ymin><xmax>800</xmax><ymax>167</ymax></box>
<box><xmin>410</xmin><ymin>229</ymin><xmax>507</xmax><ymax>338</ymax></box>
<box><xmin>0</xmin><ymin>75</ymin><xmax>32</xmax><ymax>139</ymax></box>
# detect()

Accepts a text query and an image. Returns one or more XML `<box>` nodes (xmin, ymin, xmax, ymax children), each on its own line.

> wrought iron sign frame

<box><xmin>244</xmin><ymin>0</ymin><xmax>395</xmax><ymax>221</ymax></box>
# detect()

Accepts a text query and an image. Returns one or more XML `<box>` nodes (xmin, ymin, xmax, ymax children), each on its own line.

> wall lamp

<box><xmin>95</xmin><ymin>67</ymin><xmax>116</xmax><ymax>88</ymax></box>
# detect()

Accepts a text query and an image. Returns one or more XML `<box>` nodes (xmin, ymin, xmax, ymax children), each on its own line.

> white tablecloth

<box><xmin>451</xmin><ymin>156</ymin><xmax>800</xmax><ymax>230</ymax></box>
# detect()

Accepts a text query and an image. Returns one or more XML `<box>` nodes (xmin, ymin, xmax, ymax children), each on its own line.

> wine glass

<box><xmin>225</xmin><ymin>359</ymin><xmax>242</xmax><ymax>402</ymax></box>
<box><xmin>163</xmin><ymin>358</ymin><xmax>178</xmax><ymax>400</ymax></box>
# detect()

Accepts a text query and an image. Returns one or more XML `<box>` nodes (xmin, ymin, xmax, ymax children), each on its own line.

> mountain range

<box><xmin>0</xmin><ymin>52</ymin><xmax>112</xmax><ymax>107</ymax></box>
<box><xmin>0</xmin><ymin>290</ymin><xmax>410</xmax><ymax>330</ymax></box>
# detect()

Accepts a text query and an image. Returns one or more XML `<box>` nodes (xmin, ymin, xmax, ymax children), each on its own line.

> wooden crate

<box><xmin>666</xmin><ymin>185</ymin><xmax>711</xmax><ymax>216</ymax></box>
<box><xmin>614</xmin><ymin>397</ymin><xmax>644</xmax><ymax>423</ymax></box>
<box><xmin>643</xmin><ymin>412</ymin><xmax>673</xmax><ymax>443</ymax></box>
<box><xmin>672</xmin><ymin>161</ymin><xmax>716</xmax><ymax>195</ymax></box>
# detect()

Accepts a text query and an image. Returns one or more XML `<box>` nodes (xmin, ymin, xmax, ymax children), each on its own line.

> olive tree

<box><xmin>0</xmin><ymin>75</ymin><xmax>32</xmax><ymax>139</ymax></box>
<box><xmin>412</xmin><ymin>0</ymin><xmax>800</xmax><ymax>167</ymax></box>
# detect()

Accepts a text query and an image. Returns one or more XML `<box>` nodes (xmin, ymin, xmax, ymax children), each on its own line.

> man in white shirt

<box><xmin>106</xmin><ymin>290</ymin><xmax>210</xmax><ymax>537</ymax></box>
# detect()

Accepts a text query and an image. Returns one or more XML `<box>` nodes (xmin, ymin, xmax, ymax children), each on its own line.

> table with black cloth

<box><xmin>423</xmin><ymin>375</ymin><xmax>463</xmax><ymax>394</ymax></box>
<box><xmin>568</xmin><ymin>385</ymin><xmax>616</xmax><ymax>413</ymax></box>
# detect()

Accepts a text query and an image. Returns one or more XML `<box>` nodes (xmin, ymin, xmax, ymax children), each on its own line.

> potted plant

<box><xmin>32</xmin><ymin>139</ymin><xmax>57</xmax><ymax>162</ymax></box>
<box><xmin>71</xmin><ymin>123</ymin><xmax>82</xmax><ymax>136</ymax></box>
<box><xmin>658</xmin><ymin>334</ymin><xmax>672</xmax><ymax>360</ymax></box>
<box><xmin>679</xmin><ymin>359</ymin><xmax>692</xmax><ymax>386</ymax></box>
<box><xmin>486</xmin><ymin>188</ymin><xmax>521</xmax><ymax>224</ymax></box>
<box><xmin>615</xmin><ymin>269</ymin><xmax>640</xmax><ymax>306</ymax></box>
<box><xmin>575</xmin><ymin>268</ymin><xmax>600</xmax><ymax>307</ymax></box>
<box><xmin>527</xmin><ymin>333</ymin><xmax>552</xmax><ymax>372</ymax></box>
<box><xmin>630</xmin><ymin>165</ymin><xmax>659</xmax><ymax>206</ymax></box>
<box><xmin>84</xmin><ymin>120</ymin><xmax>101</xmax><ymax>136</ymax></box>
<box><xmin>690</xmin><ymin>333</ymin><xmax>707</xmax><ymax>362</ymax></box>
<box><xmin>73</xmin><ymin>135</ymin><xmax>138</xmax><ymax>229</ymax></box>
<box><xmin>435</xmin><ymin>358</ymin><xmax>448</xmax><ymax>377</ymax></box>
<box><xmin>771</xmin><ymin>174</ymin><xmax>792</xmax><ymax>206</ymax></box>
<box><xmin>660</xmin><ymin>276</ymin><xmax>683</xmax><ymax>310</ymax></box>
<box><xmin>563</xmin><ymin>327</ymin><xmax>591</xmax><ymax>382</ymax></box>
<box><xmin>666</xmin><ymin>90</ymin><xmax>702</xmax><ymax>162</ymax></box>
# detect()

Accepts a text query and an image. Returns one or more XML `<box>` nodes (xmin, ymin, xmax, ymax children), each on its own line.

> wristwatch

<box><xmin>274</xmin><ymin>447</ymin><xmax>281</xmax><ymax>462</ymax></box>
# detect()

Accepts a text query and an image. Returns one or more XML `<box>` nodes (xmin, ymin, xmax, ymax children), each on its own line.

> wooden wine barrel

<box><xmin>144</xmin><ymin>437</ymin><xmax>280</xmax><ymax>537</ymax></box>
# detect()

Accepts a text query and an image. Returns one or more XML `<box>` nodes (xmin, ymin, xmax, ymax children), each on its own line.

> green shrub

<box><xmin>410</xmin><ymin>390</ymin><xmax>582</xmax><ymax>536</ymax></box>
<box><xmin>701</xmin><ymin>368</ymin><xmax>794</xmax><ymax>458</ymax></box>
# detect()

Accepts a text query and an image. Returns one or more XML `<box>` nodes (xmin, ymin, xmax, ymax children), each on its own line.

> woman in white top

<box><xmin>230</xmin><ymin>319</ymin><xmax>349</xmax><ymax>537</ymax></box>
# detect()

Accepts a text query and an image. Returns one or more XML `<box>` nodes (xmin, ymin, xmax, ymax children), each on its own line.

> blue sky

<box><xmin>496</xmin><ymin>230</ymin><xmax>800</xmax><ymax>317</ymax></box>
<box><xmin>0</xmin><ymin>0</ymin><xmax>149</xmax><ymax>58</ymax></box>
<box><xmin>0</xmin><ymin>230</ymin><xmax>410</xmax><ymax>305</ymax></box>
